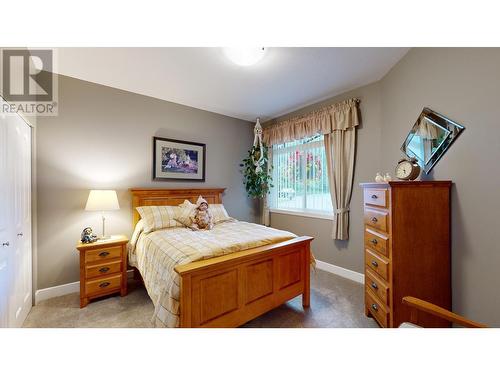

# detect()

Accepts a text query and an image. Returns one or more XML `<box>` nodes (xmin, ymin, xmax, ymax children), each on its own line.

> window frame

<box><xmin>269</xmin><ymin>134</ymin><xmax>333</xmax><ymax>218</ymax></box>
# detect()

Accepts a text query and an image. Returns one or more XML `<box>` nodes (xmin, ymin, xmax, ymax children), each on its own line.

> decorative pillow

<box><xmin>175</xmin><ymin>200</ymin><xmax>197</xmax><ymax>227</ymax></box>
<box><xmin>209</xmin><ymin>204</ymin><xmax>232</xmax><ymax>224</ymax></box>
<box><xmin>136</xmin><ymin>205</ymin><xmax>182</xmax><ymax>233</ymax></box>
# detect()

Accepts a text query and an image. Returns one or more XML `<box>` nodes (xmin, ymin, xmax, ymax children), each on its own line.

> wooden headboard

<box><xmin>130</xmin><ymin>188</ymin><xmax>226</xmax><ymax>226</ymax></box>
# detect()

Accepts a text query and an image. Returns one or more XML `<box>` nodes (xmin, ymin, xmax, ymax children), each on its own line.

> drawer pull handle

<box><xmin>371</xmin><ymin>282</ymin><xmax>378</xmax><ymax>290</ymax></box>
<box><xmin>371</xmin><ymin>194</ymin><xmax>378</xmax><ymax>199</ymax></box>
<box><xmin>99</xmin><ymin>251</ymin><xmax>110</xmax><ymax>257</ymax></box>
<box><xmin>370</xmin><ymin>239</ymin><xmax>378</xmax><ymax>245</ymax></box>
<box><xmin>371</xmin><ymin>303</ymin><xmax>378</xmax><ymax>311</ymax></box>
<box><xmin>371</xmin><ymin>260</ymin><xmax>378</xmax><ymax>267</ymax></box>
<box><xmin>2</xmin><ymin>242</ymin><xmax>9</xmax><ymax>247</ymax></box>
<box><xmin>99</xmin><ymin>267</ymin><xmax>110</xmax><ymax>273</ymax></box>
<box><xmin>99</xmin><ymin>282</ymin><xmax>111</xmax><ymax>288</ymax></box>
<box><xmin>371</xmin><ymin>217</ymin><xmax>378</xmax><ymax>223</ymax></box>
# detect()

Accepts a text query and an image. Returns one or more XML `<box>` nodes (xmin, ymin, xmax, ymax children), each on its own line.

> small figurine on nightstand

<box><xmin>383</xmin><ymin>173</ymin><xmax>392</xmax><ymax>182</ymax></box>
<box><xmin>80</xmin><ymin>227</ymin><xmax>97</xmax><ymax>244</ymax></box>
<box><xmin>375</xmin><ymin>172</ymin><xmax>385</xmax><ymax>183</ymax></box>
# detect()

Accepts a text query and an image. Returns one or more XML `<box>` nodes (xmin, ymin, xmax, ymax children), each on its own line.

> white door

<box><xmin>11</xmin><ymin>116</ymin><xmax>32</xmax><ymax>327</ymax></box>
<box><xmin>0</xmin><ymin>111</ymin><xmax>12</xmax><ymax>328</ymax></box>
<box><xmin>0</xmin><ymin>104</ymin><xmax>32</xmax><ymax>328</ymax></box>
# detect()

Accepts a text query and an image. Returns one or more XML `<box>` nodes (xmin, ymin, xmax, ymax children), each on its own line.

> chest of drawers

<box><xmin>360</xmin><ymin>181</ymin><xmax>451</xmax><ymax>328</ymax></box>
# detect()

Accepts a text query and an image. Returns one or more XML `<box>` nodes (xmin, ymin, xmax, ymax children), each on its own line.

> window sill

<box><xmin>269</xmin><ymin>208</ymin><xmax>334</xmax><ymax>221</ymax></box>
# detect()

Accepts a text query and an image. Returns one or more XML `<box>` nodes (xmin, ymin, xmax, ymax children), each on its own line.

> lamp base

<box><xmin>97</xmin><ymin>235</ymin><xmax>119</xmax><ymax>242</ymax></box>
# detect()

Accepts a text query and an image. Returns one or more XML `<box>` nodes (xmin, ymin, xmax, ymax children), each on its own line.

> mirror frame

<box><xmin>401</xmin><ymin>107</ymin><xmax>465</xmax><ymax>174</ymax></box>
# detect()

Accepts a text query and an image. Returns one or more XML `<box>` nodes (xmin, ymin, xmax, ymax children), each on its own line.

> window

<box><xmin>270</xmin><ymin>134</ymin><xmax>333</xmax><ymax>217</ymax></box>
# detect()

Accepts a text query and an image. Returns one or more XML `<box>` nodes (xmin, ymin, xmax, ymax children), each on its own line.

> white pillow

<box><xmin>136</xmin><ymin>205</ymin><xmax>183</xmax><ymax>233</ymax></box>
<box><xmin>209</xmin><ymin>204</ymin><xmax>233</xmax><ymax>224</ymax></box>
<box><xmin>175</xmin><ymin>200</ymin><xmax>197</xmax><ymax>227</ymax></box>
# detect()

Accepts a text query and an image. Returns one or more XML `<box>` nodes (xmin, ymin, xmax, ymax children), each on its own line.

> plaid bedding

<box><xmin>128</xmin><ymin>220</ymin><xmax>296</xmax><ymax>327</ymax></box>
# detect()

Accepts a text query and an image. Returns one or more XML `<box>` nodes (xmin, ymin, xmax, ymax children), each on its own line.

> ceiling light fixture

<box><xmin>223</xmin><ymin>47</ymin><xmax>266</xmax><ymax>66</ymax></box>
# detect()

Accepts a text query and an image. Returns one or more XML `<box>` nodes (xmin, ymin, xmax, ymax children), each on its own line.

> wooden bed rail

<box><xmin>402</xmin><ymin>296</ymin><xmax>487</xmax><ymax>328</ymax></box>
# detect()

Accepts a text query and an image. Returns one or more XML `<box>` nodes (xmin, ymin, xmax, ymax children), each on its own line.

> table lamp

<box><xmin>85</xmin><ymin>190</ymin><xmax>120</xmax><ymax>240</ymax></box>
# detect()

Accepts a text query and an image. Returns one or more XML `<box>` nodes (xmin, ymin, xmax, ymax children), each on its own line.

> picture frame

<box><xmin>153</xmin><ymin>136</ymin><xmax>206</xmax><ymax>181</ymax></box>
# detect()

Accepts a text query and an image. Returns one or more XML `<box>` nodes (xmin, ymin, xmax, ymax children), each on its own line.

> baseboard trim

<box><xmin>35</xmin><ymin>270</ymin><xmax>134</xmax><ymax>305</ymax></box>
<box><xmin>35</xmin><ymin>281</ymin><xmax>80</xmax><ymax>304</ymax></box>
<box><xmin>315</xmin><ymin>260</ymin><xmax>365</xmax><ymax>284</ymax></box>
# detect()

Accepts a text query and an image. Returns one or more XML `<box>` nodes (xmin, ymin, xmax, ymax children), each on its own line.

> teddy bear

<box><xmin>189</xmin><ymin>196</ymin><xmax>214</xmax><ymax>231</ymax></box>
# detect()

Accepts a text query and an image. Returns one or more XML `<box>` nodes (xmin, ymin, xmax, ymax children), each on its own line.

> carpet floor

<box><xmin>23</xmin><ymin>269</ymin><xmax>379</xmax><ymax>328</ymax></box>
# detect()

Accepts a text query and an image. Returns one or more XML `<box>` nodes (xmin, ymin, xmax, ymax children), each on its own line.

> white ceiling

<box><xmin>53</xmin><ymin>47</ymin><xmax>409</xmax><ymax>121</ymax></box>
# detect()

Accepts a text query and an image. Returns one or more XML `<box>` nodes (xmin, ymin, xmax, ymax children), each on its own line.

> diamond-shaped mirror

<box><xmin>401</xmin><ymin>108</ymin><xmax>465</xmax><ymax>174</ymax></box>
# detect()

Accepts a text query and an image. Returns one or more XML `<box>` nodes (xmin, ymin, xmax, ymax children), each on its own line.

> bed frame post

<box><xmin>302</xmin><ymin>241</ymin><xmax>311</xmax><ymax>308</ymax></box>
<box><xmin>179</xmin><ymin>274</ymin><xmax>192</xmax><ymax>328</ymax></box>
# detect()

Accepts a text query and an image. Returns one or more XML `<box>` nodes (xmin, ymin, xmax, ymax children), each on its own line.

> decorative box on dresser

<box><xmin>76</xmin><ymin>235</ymin><xmax>129</xmax><ymax>308</ymax></box>
<box><xmin>360</xmin><ymin>181</ymin><xmax>451</xmax><ymax>328</ymax></box>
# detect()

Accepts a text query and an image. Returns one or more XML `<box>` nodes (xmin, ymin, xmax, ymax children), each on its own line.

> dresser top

<box><xmin>359</xmin><ymin>180</ymin><xmax>452</xmax><ymax>188</ymax></box>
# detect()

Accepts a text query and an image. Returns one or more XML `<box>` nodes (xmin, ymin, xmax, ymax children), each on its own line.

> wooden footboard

<box><xmin>175</xmin><ymin>236</ymin><xmax>313</xmax><ymax>328</ymax></box>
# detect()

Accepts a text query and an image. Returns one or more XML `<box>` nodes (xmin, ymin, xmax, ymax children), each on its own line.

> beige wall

<box><xmin>267</xmin><ymin>82</ymin><xmax>383</xmax><ymax>273</ymax></box>
<box><xmin>380</xmin><ymin>48</ymin><xmax>500</xmax><ymax>326</ymax></box>
<box><xmin>36</xmin><ymin>75</ymin><xmax>258</xmax><ymax>290</ymax></box>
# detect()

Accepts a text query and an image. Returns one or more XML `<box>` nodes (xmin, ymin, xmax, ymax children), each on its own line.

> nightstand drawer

<box><xmin>86</xmin><ymin>274</ymin><xmax>122</xmax><ymax>296</ymax></box>
<box><xmin>85</xmin><ymin>245</ymin><xmax>122</xmax><ymax>263</ymax></box>
<box><xmin>86</xmin><ymin>259</ymin><xmax>122</xmax><ymax>279</ymax></box>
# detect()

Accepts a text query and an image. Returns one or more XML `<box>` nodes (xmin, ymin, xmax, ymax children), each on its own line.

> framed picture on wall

<box><xmin>153</xmin><ymin>137</ymin><xmax>206</xmax><ymax>181</ymax></box>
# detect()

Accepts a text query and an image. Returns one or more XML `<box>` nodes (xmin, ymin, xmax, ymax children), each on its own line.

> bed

<box><xmin>129</xmin><ymin>188</ymin><xmax>313</xmax><ymax>328</ymax></box>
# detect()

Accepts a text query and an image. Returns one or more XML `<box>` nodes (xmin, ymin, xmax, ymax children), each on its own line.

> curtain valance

<box><xmin>263</xmin><ymin>98</ymin><xmax>360</xmax><ymax>145</ymax></box>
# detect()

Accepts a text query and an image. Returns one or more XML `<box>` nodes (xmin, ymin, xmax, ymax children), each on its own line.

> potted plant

<box><xmin>240</xmin><ymin>144</ymin><xmax>273</xmax><ymax>199</ymax></box>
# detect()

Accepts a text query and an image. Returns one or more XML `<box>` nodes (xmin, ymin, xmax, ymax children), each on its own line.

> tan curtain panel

<box><xmin>324</xmin><ymin>129</ymin><xmax>356</xmax><ymax>240</ymax></box>
<box><xmin>263</xmin><ymin>98</ymin><xmax>360</xmax><ymax>240</ymax></box>
<box><xmin>263</xmin><ymin>98</ymin><xmax>359</xmax><ymax>145</ymax></box>
<box><xmin>261</xmin><ymin>148</ymin><xmax>272</xmax><ymax>226</ymax></box>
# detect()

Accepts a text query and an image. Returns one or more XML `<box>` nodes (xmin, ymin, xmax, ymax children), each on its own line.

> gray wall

<box><xmin>267</xmin><ymin>82</ymin><xmax>383</xmax><ymax>273</ymax></box>
<box><xmin>380</xmin><ymin>48</ymin><xmax>500</xmax><ymax>326</ymax></box>
<box><xmin>36</xmin><ymin>75</ymin><xmax>257</xmax><ymax>290</ymax></box>
<box><xmin>268</xmin><ymin>48</ymin><xmax>500</xmax><ymax>326</ymax></box>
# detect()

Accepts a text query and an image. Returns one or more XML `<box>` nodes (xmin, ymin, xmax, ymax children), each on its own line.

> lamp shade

<box><xmin>85</xmin><ymin>190</ymin><xmax>120</xmax><ymax>211</ymax></box>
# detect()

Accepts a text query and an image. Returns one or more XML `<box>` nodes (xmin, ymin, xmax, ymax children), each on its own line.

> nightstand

<box><xmin>76</xmin><ymin>235</ymin><xmax>129</xmax><ymax>308</ymax></box>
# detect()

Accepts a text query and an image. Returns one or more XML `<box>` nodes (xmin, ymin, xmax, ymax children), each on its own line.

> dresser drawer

<box><xmin>364</xmin><ymin>188</ymin><xmax>388</xmax><ymax>208</ymax></box>
<box><xmin>364</xmin><ymin>229</ymin><xmax>389</xmax><ymax>257</ymax></box>
<box><xmin>85</xmin><ymin>245</ymin><xmax>122</xmax><ymax>263</ymax></box>
<box><xmin>85</xmin><ymin>259</ymin><xmax>122</xmax><ymax>279</ymax></box>
<box><xmin>366</xmin><ymin>289</ymin><xmax>388</xmax><ymax>327</ymax></box>
<box><xmin>364</xmin><ymin>208</ymin><xmax>388</xmax><ymax>232</ymax></box>
<box><xmin>85</xmin><ymin>274</ymin><xmax>122</xmax><ymax>296</ymax></box>
<box><xmin>365</xmin><ymin>249</ymin><xmax>389</xmax><ymax>281</ymax></box>
<box><xmin>365</xmin><ymin>269</ymin><xmax>389</xmax><ymax>306</ymax></box>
